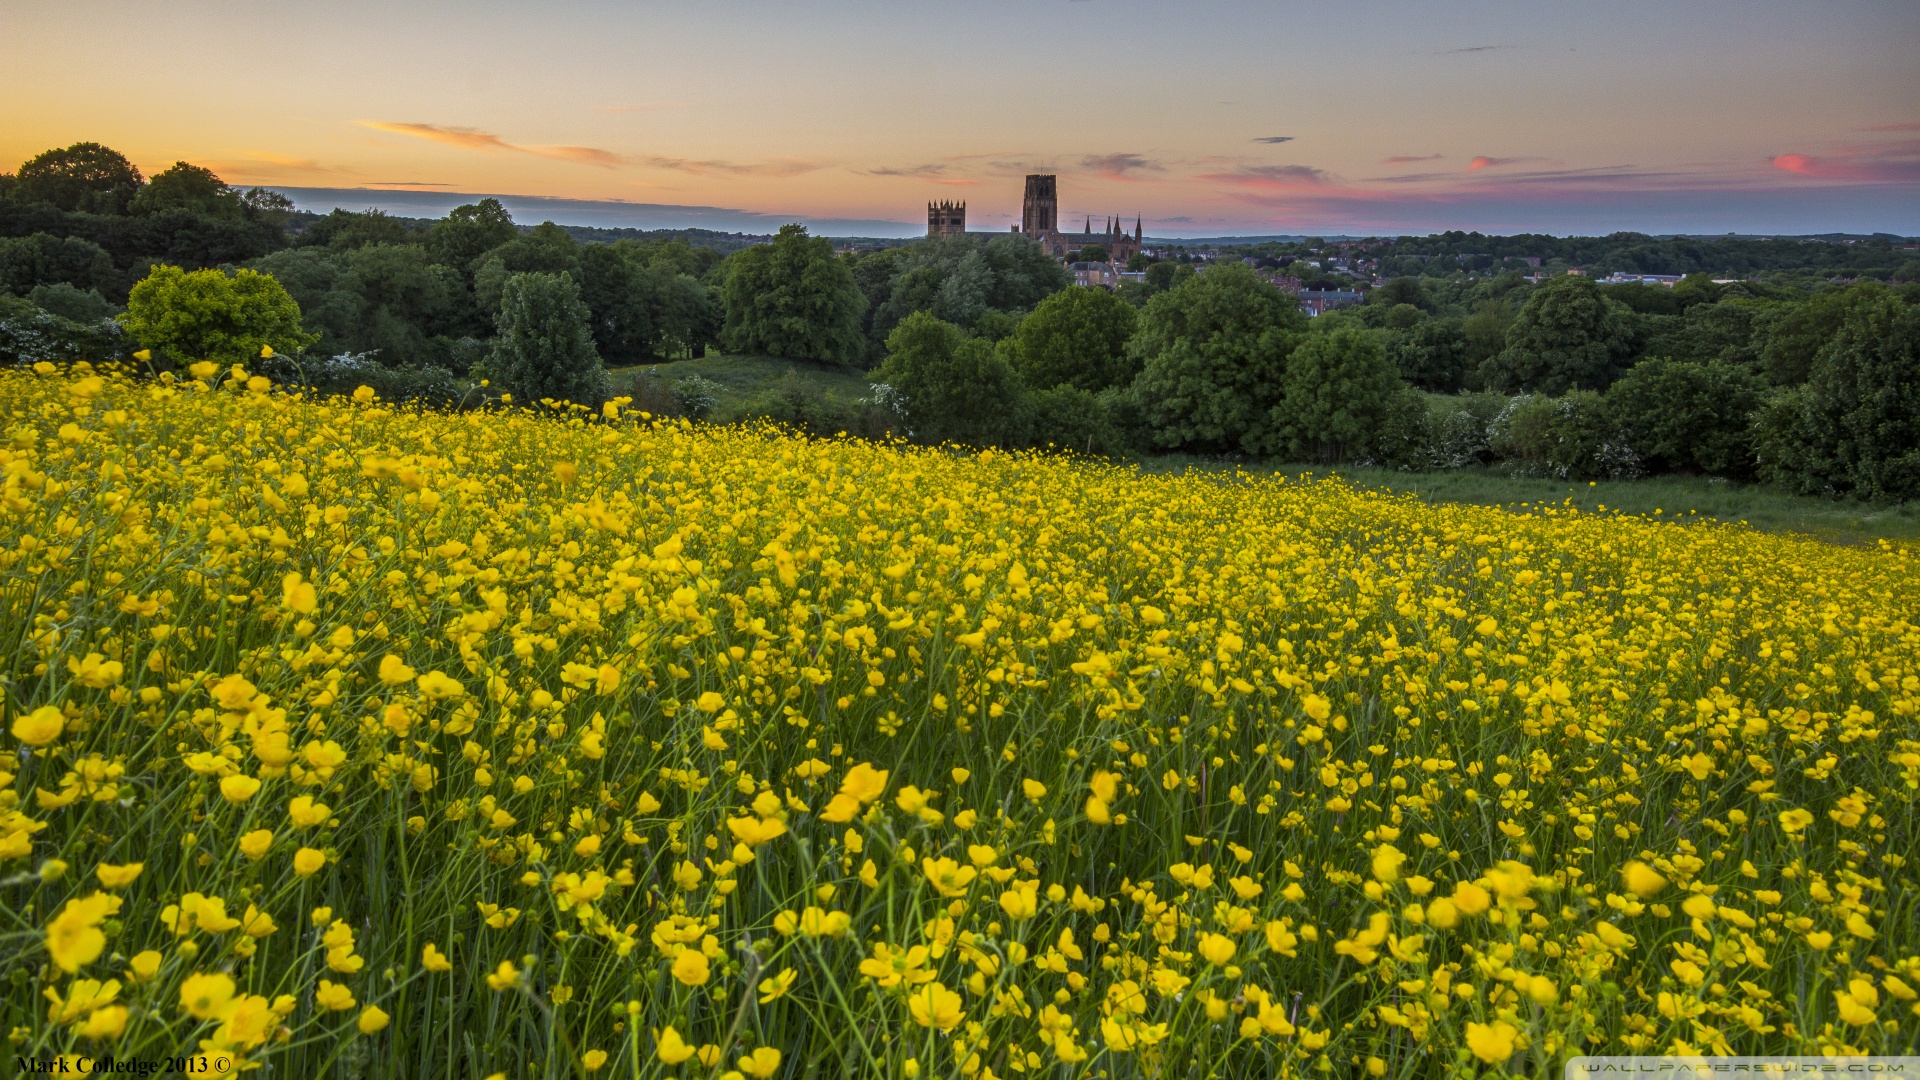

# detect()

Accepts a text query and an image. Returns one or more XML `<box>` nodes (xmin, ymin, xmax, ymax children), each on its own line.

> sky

<box><xmin>4</xmin><ymin>0</ymin><xmax>1917</xmax><ymax>237</ymax></box>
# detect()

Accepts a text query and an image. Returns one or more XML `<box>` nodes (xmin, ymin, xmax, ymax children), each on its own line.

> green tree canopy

<box><xmin>873</xmin><ymin>311</ymin><xmax>1024</xmax><ymax>446</ymax></box>
<box><xmin>488</xmin><ymin>271</ymin><xmax>607</xmax><ymax>406</ymax></box>
<box><xmin>0</xmin><ymin>233</ymin><xmax>117</xmax><ymax>299</ymax></box>
<box><xmin>718</xmin><ymin>224</ymin><xmax>865</xmax><ymax>364</ymax></box>
<box><xmin>1005</xmin><ymin>286</ymin><xmax>1139</xmax><ymax>392</ymax></box>
<box><xmin>1271</xmin><ymin>324</ymin><xmax>1414</xmax><ymax>463</ymax></box>
<box><xmin>1128</xmin><ymin>262</ymin><xmax>1304</xmax><ymax>456</ymax></box>
<box><xmin>867</xmin><ymin>234</ymin><xmax>1069</xmax><ymax>348</ymax></box>
<box><xmin>1758</xmin><ymin>290</ymin><xmax>1920</xmax><ymax>499</ymax></box>
<box><xmin>130</xmin><ymin>162</ymin><xmax>242</xmax><ymax>218</ymax></box>
<box><xmin>119</xmin><ymin>265</ymin><xmax>317</xmax><ymax>366</ymax></box>
<box><xmin>1480</xmin><ymin>274</ymin><xmax>1634</xmax><ymax>394</ymax></box>
<box><xmin>13</xmin><ymin>142</ymin><xmax>143</xmax><ymax>213</ymax></box>
<box><xmin>577</xmin><ymin>242</ymin><xmax>715</xmax><ymax>363</ymax></box>
<box><xmin>474</xmin><ymin>221</ymin><xmax>580</xmax><ymax>315</ymax></box>
<box><xmin>252</xmin><ymin>244</ymin><xmax>466</xmax><ymax>367</ymax></box>
<box><xmin>1606</xmin><ymin>357</ymin><xmax>1766</xmax><ymax>478</ymax></box>
<box><xmin>426</xmin><ymin>199</ymin><xmax>519</xmax><ymax>272</ymax></box>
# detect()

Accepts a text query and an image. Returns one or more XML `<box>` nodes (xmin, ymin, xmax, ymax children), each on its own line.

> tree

<box><xmin>13</xmin><ymin>143</ymin><xmax>143</xmax><ymax>213</ymax></box>
<box><xmin>1271</xmin><ymin>324</ymin><xmax>1414</xmax><ymax>463</ymax></box>
<box><xmin>426</xmin><ymin>199</ymin><xmax>519</xmax><ymax>272</ymax></box>
<box><xmin>873</xmin><ymin>311</ymin><xmax>1024</xmax><ymax>445</ymax></box>
<box><xmin>577</xmin><ymin>242</ymin><xmax>714</xmax><ymax>362</ymax></box>
<box><xmin>473</xmin><ymin>221</ymin><xmax>580</xmax><ymax>315</ymax></box>
<box><xmin>119</xmin><ymin>265</ymin><xmax>316</xmax><ymax>366</ymax></box>
<box><xmin>1759</xmin><ymin>283</ymin><xmax>1886</xmax><ymax>386</ymax></box>
<box><xmin>1480</xmin><ymin>274</ymin><xmax>1634</xmax><ymax>394</ymax></box>
<box><xmin>0</xmin><ymin>233</ymin><xmax>117</xmax><ymax>298</ymax></box>
<box><xmin>1605</xmin><ymin>358</ymin><xmax>1766</xmax><ymax>478</ymax></box>
<box><xmin>298</xmin><ymin>209</ymin><xmax>414</xmax><ymax>251</ymax></box>
<box><xmin>1390</xmin><ymin>317</ymin><xmax>1468</xmax><ymax>392</ymax></box>
<box><xmin>1757</xmin><ymin>293</ymin><xmax>1920</xmax><ymax>499</ymax></box>
<box><xmin>130</xmin><ymin>163</ymin><xmax>242</xmax><ymax>217</ymax></box>
<box><xmin>867</xmin><ymin>234</ymin><xmax>1069</xmax><ymax>348</ymax></box>
<box><xmin>1005</xmin><ymin>286</ymin><xmax>1139</xmax><ymax>391</ymax></box>
<box><xmin>488</xmin><ymin>271</ymin><xmax>607</xmax><ymax>406</ymax></box>
<box><xmin>1128</xmin><ymin>262</ymin><xmax>1304</xmax><ymax>456</ymax></box>
<box><xmin>718</xmin><ymin>224</ymin><xmax>865</xmax><ymax>364</ymax></box>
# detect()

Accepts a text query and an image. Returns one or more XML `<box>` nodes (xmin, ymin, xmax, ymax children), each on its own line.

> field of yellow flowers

<box><xmin>3</xmin><ymin>361</ymin><xmax>1916</xmax><ymax>1078</ymax></box>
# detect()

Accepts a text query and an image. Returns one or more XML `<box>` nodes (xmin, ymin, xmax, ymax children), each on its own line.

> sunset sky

<box><xmin>5</xmin><ymin>0</ymin><xmax>1917</xmax><ymax>236</ymax></box>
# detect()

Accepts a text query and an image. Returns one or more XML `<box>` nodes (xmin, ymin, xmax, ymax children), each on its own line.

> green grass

<box><xmin>610</xmin><ymin>353</ymin><xmax>874</xmax><ymax>418</ymax></box>
<box><xmin>1141</xmin><ymin>458</ymin><xmax>1920</xmax><ymax>547</ymax></box>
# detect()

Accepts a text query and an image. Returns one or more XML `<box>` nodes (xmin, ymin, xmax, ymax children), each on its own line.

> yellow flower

<box><xmin>694</xmin><ymin>691</ymin><xmax>726</xmax><ymax>713</ymax></box>
<box><xmin>416</xmin><ymin>670</ymin><xmax>465</xmax><ymax>700</ymax></box>
<box><xmin>907</xmin><ymin>981</ymin><xmax>964</xmax><ymax>1031</ymax></box>
<box><xmin>78</xmin><ymin>1004</ymin><xmax>129</xmax><ymax>1040</ymax></box>
<box><xmin>180</xmin><ymin>972</ymin><xmax>237</xmax><ymax>1019</ymax></box>
<box><xmin>292</xmin><ymin>847</ymin><xmax>327</xmax><ymax>877</ymax></box>
<box><xmin>422</xmin><ymin>943</ymin><xmax>453</xmax><ymax>972</ymax></box>
<box><xmin>288</xmin><ymin>796</ymin><xmax>332</xmax><ymax>828</ymax></box>
<box><xmin>758</xmin><ymin>967</ymin><xmax>796</xmax><ymax>1002</ymax></box>
<box><xmin>738</xmin><ymin>1047</ymin><xmax>781</xmax><ymax>1079</ymax></box>
<box><xmin>95</xmin><ymin>862</ymin><xmax>144</xmax><ymax>888</ymax></box>
<box><xmin>46</xmin><ymin>892</ymin><xmax>121</xmax><ymax>973</ymax></box>
<box><xmin>281</xmin><ymin>572</ymin><xmax>317</xmax><ymax>614</ymax></box>
<box><xmin>997</xmin><ymin>885</ymin><xmax>1037</xmax><ymax>921</ymax></box>
<box><xmin>1197</xmin><ymin>933</ymin><xmax>1236</xmax><ymax>966</ymax></box>
<box><xmin>922</xmin><ymin>857</ymin><xmax>976</xmax><ymax>897</ymax></box>
<box><xmin>357</xmin><ymin>1005</ymin><xmax>390</xmax><ymax>1034</ymax></box>
<box><xmin>726</xmin><ymin>815</ymin><xmax>788</xmax><ymax>847</ymax></box>
<box><xmin>67</xmin><ymin>653</ymin><xmax>124</xmax><ymax>688</ymax></box>
<box><xmin>671</xmin><ymin>949</ymin><xmax>710</xmax><ymax>986</ymax></box>
<box><xmin>1621</xmin><ymin>861</ymin><xmax>1667</xmax><ymax>897</ymax></box>
<box><xmin>1022</xmin><ymin>778</ymin><xmax>1047</xmax><ymax>799</ymax></box>
<box><xmin>655</xmin><ymin>1026</ymin><xmax>696</xmax><ymax>1065</ymax></box>
<box><xmin>1451</xmin><ymin>881</ymin><xmax>1491</xmax><ymax>916</ymax></box>
<box><xmin>377</xmin><ymin>655</ymin><xmax>417</xmax><ymax>686</ymax></box>
<box><xmin>13</xmin><ymin>705</ymin><xmax>65</xmax><ymax>747</ymax></box>
<box><xmin>486</xmin><ymin>961</ymin><xmax>521</xmax><ymax>990</ymax></box>
<box><xmin>1464</xmin><ymin>1020</ymin><xmax>1517</xmax><ymax>1064</ymax></box>
<box><xmin>238</xmin><ymin>829</ymin><xmax>274</xmax><ymax>860</ymax></box>
<box><xmin>315</xmin><ymin>980</ymin><xmax>356</xmax><ymax>1011</ymax></box>
<box><xmin>219</xmin><ymin>775</ymin><xmax>262</xmax><ymax>804</ymax></box>
<box><xmin>127</xmin><ymin>951</ymin><xmax>162</xmax><ymax>983</ymax></box>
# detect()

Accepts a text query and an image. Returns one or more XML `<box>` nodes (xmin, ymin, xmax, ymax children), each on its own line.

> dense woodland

<box><xmin>3</xmin><ymin>142</ymin><xmax>1916</xmax><ymax>500</ymax></box>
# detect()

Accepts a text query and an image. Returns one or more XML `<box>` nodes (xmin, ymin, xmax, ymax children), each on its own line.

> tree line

<box><xmin>3</xmin><ymin>141</ymin><xmax>1914</xmax><ymax>500</ymax></box>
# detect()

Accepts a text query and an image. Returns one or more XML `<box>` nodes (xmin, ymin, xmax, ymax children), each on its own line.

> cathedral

<box><xmin>1015</xmin><ymin>174</ymin><xmax>1141</xmax><ymax>264</ymax></box>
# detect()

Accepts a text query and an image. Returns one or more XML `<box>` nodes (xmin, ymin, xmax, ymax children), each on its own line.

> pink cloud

<box><xmin>1770</xmin><ymin>144</ymin><xmax>1920</xmax><ymax>183</ymax></box>
<box><xmin>1382</xmin><ymin>154</ymin><xmax>1442</xmax><ymax>166</ymax></box>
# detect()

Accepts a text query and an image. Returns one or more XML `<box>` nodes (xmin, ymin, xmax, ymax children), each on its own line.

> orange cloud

<box><xmin>361</xmin><ymin>121</ymin><xmax>625</xmax><ymax>168</ymax></box>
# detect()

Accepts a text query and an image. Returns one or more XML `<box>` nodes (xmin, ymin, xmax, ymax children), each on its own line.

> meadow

<box><xmin>3</xmin><ymin>361</ymin><xmax>1916</xmax><ymax>1078</ymax></box>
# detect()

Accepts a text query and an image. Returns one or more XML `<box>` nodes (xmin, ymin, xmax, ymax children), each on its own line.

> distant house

<box><xmin>1299</xmin><ymin>289</ymin><xmax>1364</xmax><ymax>317</ymax></box>
<box><xmin>1599</xmin><ymin>272</ymin><xmax>1684</xmax><ymax>286</ymax></box>
<box><xmin>1070</xmin><ymin>262</ymin><xmax>1119</xmax><ymax>288</ymax></box>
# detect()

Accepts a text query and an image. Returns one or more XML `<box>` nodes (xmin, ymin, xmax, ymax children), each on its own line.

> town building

<box><xmin>1011</xmin><ymin>174</ymin><xmax>1142</xmax><ymax>264</ymax></box>
<box><xmin>926</xmin><ymin>200</ymin><xmax>965</xmax><ymax>238</ymax></box>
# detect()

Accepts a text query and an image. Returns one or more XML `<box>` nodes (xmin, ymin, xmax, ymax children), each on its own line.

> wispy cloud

<box><xmin>361</xmin><ymin>121</ymin><xmax>625</xmax><ymax>168</ymax></box>
<box><xmin>1439</xmin><ymin>44</ymin><xmax>1511</xmax><ymax>55</ymax></box>
<box><xmin>1197</xmin><ymin>164</ymin><xmax>1331</xmax><ymax>191</ymax></box>
<box><xmin>1466</xmin><ymin>155</ymin><xmax>1545</xmax><ymax>172</ymax></box>
<box><xmin>595</xmin><ymin>102</ymin><xmax>687</xmax><ymax>114</ymax></box>
<box><xmin>1859</xmin><ymin>122</ymin><xmax>1920</xmax><ymax>133</ymax></box>
<box><xmin>644</xmin><ymin>156</ymin><xmax>822</xmax><ymax>178</ymax></box>
<box><xmin>1382</xmin><ymin>154</ymin><xmax>1442</xmax><ymax>166</ymax></box>
<box><xmin>861</xmin><ymin>163</ymin><xmax>978</xmax><ymax>186</ymax></box>
<box><xmin>1251</xmin><ymin>136</ymin><xmax>1295</xmax><ymax>145</ymax></box>
<box><xmin>1081</xmin><ymin>153</ymin><xmax>1163</xmax><ymax>181</ymax></box>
